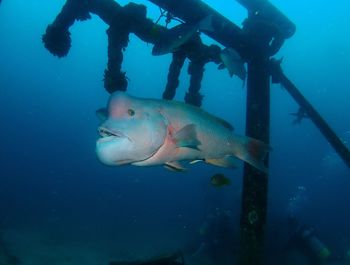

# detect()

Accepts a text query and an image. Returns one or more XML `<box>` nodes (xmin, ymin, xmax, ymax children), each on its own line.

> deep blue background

<box><xmin>0</xmin><ymin>0</ymin><xmax>349</xmax><ymax>263</ymax></box>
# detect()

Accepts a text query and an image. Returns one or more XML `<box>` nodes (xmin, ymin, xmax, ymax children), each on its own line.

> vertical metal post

<box><xmin>239</xmin><ymin>56</ymin><xmax>270</xmax><ymax>265</ymax></box>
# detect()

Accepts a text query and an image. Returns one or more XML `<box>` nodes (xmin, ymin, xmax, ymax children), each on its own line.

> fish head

<box><xmin>96</xmin><ymin>92</ymin><xmax>167</xmax><ymax>166</ymax></box>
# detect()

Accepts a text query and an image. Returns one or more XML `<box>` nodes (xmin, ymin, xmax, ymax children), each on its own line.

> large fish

<box><xmin>96</xmin><ymin>92</ymin><xmax>269</xmax><ymax>172</ymax></box>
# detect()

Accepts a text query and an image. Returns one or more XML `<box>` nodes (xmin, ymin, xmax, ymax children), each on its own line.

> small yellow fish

<box><xmin>210</xmin><ymin>173</ymin><xmax>231</xmax><ymax>187</ymax></box>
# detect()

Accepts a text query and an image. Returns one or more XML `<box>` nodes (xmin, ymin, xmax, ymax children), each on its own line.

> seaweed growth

<box><xmin>42</xmin><ymin>0</ymin><xmax>225</xmax><ymax>106</ymax></box>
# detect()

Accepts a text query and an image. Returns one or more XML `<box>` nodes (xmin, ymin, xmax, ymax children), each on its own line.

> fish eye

<box><xmin>127</xmin><ymin>109</ymin><xmax>135</xmax><ymax>116</ymax></box>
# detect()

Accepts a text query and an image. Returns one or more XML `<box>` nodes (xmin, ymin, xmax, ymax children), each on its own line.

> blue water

<box><xmin>0</xmin><ymin>0</ymin><xmax>349</xmax><ymax>264</ymax></box>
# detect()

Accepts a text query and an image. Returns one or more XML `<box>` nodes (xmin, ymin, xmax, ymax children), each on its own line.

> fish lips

<box><xmin>97</xmin><ymin>127</ymin><xmax>131</xmax><ymax>143</ymax></box>
<box><xmin>96</xmin><ymin>137</ymin><xmax>132</xmax><ymax>166</ymax></box>
<box><xmin>96</xmin><ymin>127</ymin><xmax>134</xmax><ymax>165</ymax></box>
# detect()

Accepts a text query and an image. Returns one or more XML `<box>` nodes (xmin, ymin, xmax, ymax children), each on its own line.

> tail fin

<box><xmin>231</xmin><ymin>135</ymin><xmax>271</xmax><ymax>173</ymax></box>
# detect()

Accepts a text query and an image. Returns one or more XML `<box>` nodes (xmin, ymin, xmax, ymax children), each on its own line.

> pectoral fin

<box><xmin>173</xmin><ymin>124</ymin><xmax>201</xmax><ymax>150</ymax></box>
<box><xmin>164</xmin><ymin>161</ymin><xmax>187</xmax><ymax>172</ymax></box>
<box><xmin>206</xmin><ymin>156</ymin><xmax>239</xmax><ymax>168</ymax></box>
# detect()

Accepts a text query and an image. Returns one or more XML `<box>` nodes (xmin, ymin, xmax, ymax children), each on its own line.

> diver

<box><xmin>284</xmin><ymin>215</ymin><xmax>334</xmax><ymax>265</ymax></box>
<box><xmin>282</xmin><ymin>186</ymin><xmax>350</xmax><ymax>265</ymax></box>
<box><xmin>188</xmin><ymin>207</ymin><xmax>235</xmax><ymax>265</ymax></box>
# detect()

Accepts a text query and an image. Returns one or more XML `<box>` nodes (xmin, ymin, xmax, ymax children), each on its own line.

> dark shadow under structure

<box><xmin>42</xmin><ymin>0</ymin><xmax>350</xmax><ymax>264</ymax></box>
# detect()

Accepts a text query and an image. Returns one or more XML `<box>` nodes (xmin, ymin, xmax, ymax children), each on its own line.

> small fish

<box><xmin>290</xmin><ymin>107</ymin><xmax>308</xmax><ymax>125</ymax></box>
<box><xmin>152</xmin><ymin>16</ymin><xmax>214</xmax><ymax>56</ymax></box>
<box><xmin>210</xmin><ymin>173</ymin><xmax>231</xmax><ymax>187</ymax></box>
<box><xmin>219</xmin><ymin>48</ymin><xmax>246</xmax><ymax>80</ymax></box>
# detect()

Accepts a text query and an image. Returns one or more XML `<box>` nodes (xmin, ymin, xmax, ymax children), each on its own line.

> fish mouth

<box><xmin>97</xmin><ymin>127</ymin><xmax>130</xmax><ymax>143</ymax></box>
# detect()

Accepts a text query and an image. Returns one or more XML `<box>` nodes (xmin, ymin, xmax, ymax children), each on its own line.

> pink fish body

<box><xmin>96</xmin><ymin>92</ymin><xmax>269</xmax><ymax>172</ymax></box>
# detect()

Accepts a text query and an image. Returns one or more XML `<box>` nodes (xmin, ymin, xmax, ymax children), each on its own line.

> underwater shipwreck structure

<box><xmin>42</xmin><ymin>0</ymin><xmax>350</xmax><ymax>264</ymax></box>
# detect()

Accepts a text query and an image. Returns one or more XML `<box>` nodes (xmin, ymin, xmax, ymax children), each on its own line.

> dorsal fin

<box><xmin>197</xmin><ymin>108</ymin><xmax>234</xmax><ymax>131</ymax></box>
<box><xmin>213</xmin><ymin>117</ymin><xmax>234</xmax><ymax>131</ymax></box>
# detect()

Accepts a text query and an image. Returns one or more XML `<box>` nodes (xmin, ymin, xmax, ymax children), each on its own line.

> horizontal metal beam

<box><xmin>147</xmin><ymin>0</ymin><xmax>295</xmax><ymax>58</ymax></box>
<box><xmin>147</xmin><ymin>0</ymin><xmax>254</xmax><ymax>58</ymax></box>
